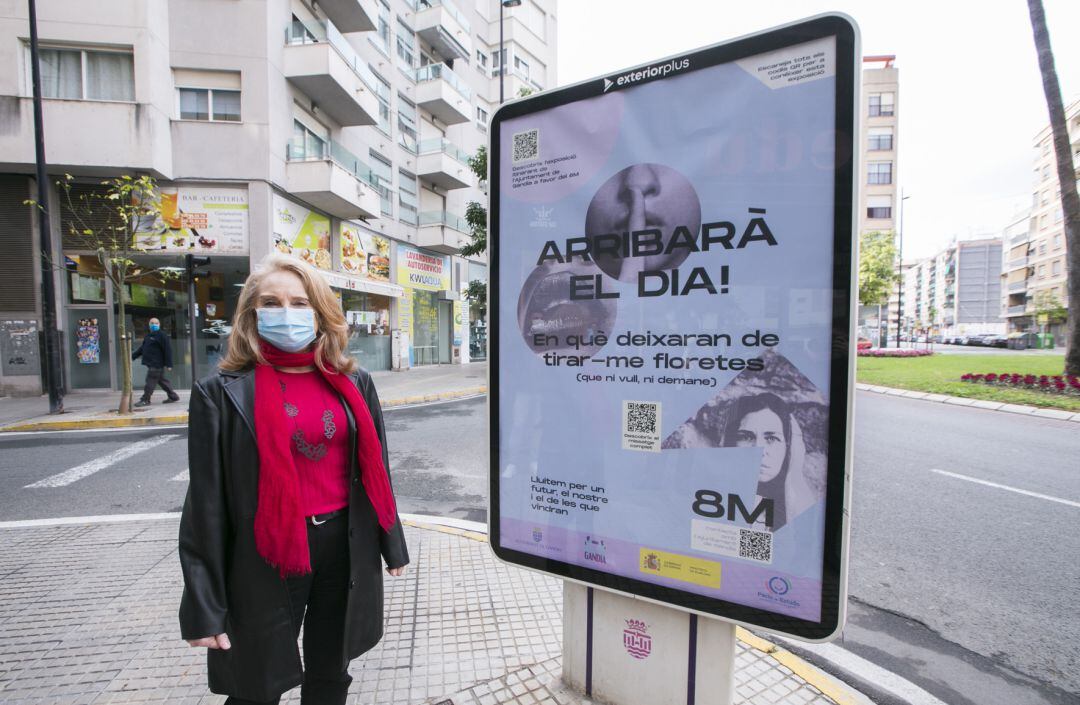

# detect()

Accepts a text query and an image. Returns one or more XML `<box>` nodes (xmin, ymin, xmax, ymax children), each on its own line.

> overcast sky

<box><xmin>555</xmin><ymin>0</ymin><xmax>1080</xmax><ymax>260</ymax></box>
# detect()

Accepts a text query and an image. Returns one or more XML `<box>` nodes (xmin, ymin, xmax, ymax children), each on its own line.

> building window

<box><xmin>36</xmin><ymin>47</ymin><xmax>134</xmax><ymax>101</ymax></box>
<box><xmin>475</xmin><ymin>48</ymin><xmax>488</xmax><ymax>75</ymax></box>
<box><xmin>1054</xmin><ymin>207</ymin><xmax>1063</xmax><ymax>223</ymax></box>
<box><xmin>867</xmin><ymin>162</ymin><xmax>892</xmax><ymax>185</ymax></box>
<box><xmin>514</xmin><ymin>55</ymin><xmax>529</xmax><ymax>79</ymax></box>
<box><xmin>371</xmin><ymin>0</ymin><xmax>391</xmax><ymax>54</ymax></box>
<box><xmin>476</xmin><ymin>105</ymin><xmax>488</xmax><ymax>132</ymax></box>
<box><xmin>398</xmin><ymin>169</ymin><xmax>418</xmax><ymax>225</ymax></box>
<box><xmin>1054</xmin><ymin>234</ymin><xmax>1063</xmax><ymax>249</ymax></box>
<box><xmin>868</xmin><ymin>127</ymin><xmax>893</xmax><ymax>151</ymax></box>
<box><xmin>397</xmin><ymin>95</ymin><xmax>418</xmax><ymax>152</ymax></box>
<box><xmin>866</xmin><ymin>195</ymin><xmax>892</xmax><ymax>219</ymax></box>
<box><xmin>370</xmin><ymin>69</ymin><xmax>391</xmax><ymax>136</ymax></box>
<box><xmin>369</xmin><ymin>150</ymin><xmax>393</xmax><ymax>217</ymax></box>
<box><xmin>395</xmin><ymin>18</ymin><xmax>416</xmax><ymax>68</ymax></box>
<box><xmin>868</xmin><ymin>92</ymin><xmax>894</xmax><ymax>117</ymax></box>
<box><xmin>1038</xmin><ymin>264</ymin><xmax>1046</xmax><ymax>279</ymax></box>
<box><xmin>1052</xmin><ymin>260</ymin><xmax>1062</xmax><ymax>276</ymax></box>
<box><xmin>491</xmin><ymin>49</ymin><xmax>506</xmax><ymax>75</ymax></box>
<box><xmin>290</xmin><ymin>120</ymin><xmax>326</xmax><ymax>160</ymax></box>
<box><xmin>178</xmin><ymin>88</ymin><xmax>240</xmax><ymax>121</ymax></box>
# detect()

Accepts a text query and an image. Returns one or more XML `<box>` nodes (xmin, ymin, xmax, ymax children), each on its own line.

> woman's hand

<box><xmin>386</xmin><ymin>566</ymin><xmax>406</xmax><ymax>577</ymax></box>
<box><xmin>187</xmin><ymin>633</ymin><xmax>232</xmax><ymax>649</ymax></box>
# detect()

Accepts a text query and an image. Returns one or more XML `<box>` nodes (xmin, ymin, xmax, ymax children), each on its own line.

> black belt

<box><xmin>307</xmin><ymin>508</ymin><xmax>347</xmax><ymax>526</ymax></box>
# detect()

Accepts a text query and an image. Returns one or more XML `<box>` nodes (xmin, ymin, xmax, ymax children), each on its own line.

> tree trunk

<box><xmin>1027</xmin><ymin>0</ymin><xmax>1080</xmax><ymax>374</ymax></box>
<box><xmin>117</xmin><ymin>293</ymin><xmax>133</xmax><ymax>414</ymax></box>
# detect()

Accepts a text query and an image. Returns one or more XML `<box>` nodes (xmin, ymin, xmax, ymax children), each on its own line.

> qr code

<box><xmin>513</xmin><ymin>129</ymin><xmax>539</xmax><ymax>163</ymax></box>
<box><xmin>626</xmin><ymin>402</ymin><xmax>658</xmax><ymax>434</ymax></box>
<box><xmin>738</xmin><ymin>529</ymin><xmax>773</xmax><ymax>563</ymax></box>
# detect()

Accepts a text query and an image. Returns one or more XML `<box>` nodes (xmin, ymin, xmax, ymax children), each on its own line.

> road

<box><xmin>0</xmin><ymin>392</ymin><xmax>1077</xmax><ymax>704</ymax></box>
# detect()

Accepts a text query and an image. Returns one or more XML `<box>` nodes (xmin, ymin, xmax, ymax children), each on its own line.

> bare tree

<box><xmin>1027</xmin><ymin>0</ymin><xmax>1080</xmax><ymax>374</ymax></box>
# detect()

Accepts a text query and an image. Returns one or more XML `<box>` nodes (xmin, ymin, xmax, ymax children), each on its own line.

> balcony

<box><xmin>413</xmin><ymin>64</ymin><xmax>471</xmax><ymax>124</ymax></box>
<box><xmin>417</xmin><ymin>210</ymin><xmax>469</xmax><ymax>254</ymax></box>
<box><xmin>1006</xmin><ymin>304</ymin><xmax>1030</xmax><ymax>316</ymax></box>
<box><xmin>284</xmin><ymin>19</ymin><xmax>380</xmax><ymax>126</ymax></box>
<box><xmin>1006</xmin><ymin>256</ymin><xmax>1029</xmax><ymax>270</ymax></box>
<box><xmin>0</xmin><ymin>96</ymin><xmax>172</xmax><ymax>178</ymax></box>
<box><xmin>286</xmin><ymin>142</ymin><xmax>381</xmax><ymax>220</ymax></box>
<box><xmin>492</xmin><ymin>67</ymin><xmax>544</xmax><ymax>98</ymax></box>
<box><xmin>416</xmin><ymin>138</ymin><xmax>473</xmax><ymax>190</ymax></box>
<box><xmin>318</xmin><ymin>0</ymin><xmax>378</xmax><ymax>32</ymax></box>
<box><xmin>414</xmin><ymin>0</ymin><xmax>471</xmax><ymax>61</ymax></box>
<box><xmin>1007</xmin><ymin>280</ymin><xmax>1028</xmax><ymax>293</ymax></box>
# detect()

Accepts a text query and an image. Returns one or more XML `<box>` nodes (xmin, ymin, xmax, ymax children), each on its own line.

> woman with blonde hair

<box><xmin>178</xmin><ymin>253</ymin><xmax>408</xmax><ymax>704</ymax></box>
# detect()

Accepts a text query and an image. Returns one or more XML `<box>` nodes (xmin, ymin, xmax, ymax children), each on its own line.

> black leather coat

<box><xmin>178</xmin><ymin>367</ymin><xmax>409</xmax><ymax>702</ymax></box>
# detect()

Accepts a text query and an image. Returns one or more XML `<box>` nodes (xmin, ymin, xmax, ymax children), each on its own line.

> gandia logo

<box><xmin>767</xmin><ymin>576</ymin><xmax>790</xmax><ymax>596</ymax></box>
<box><xmin>603</xmin><ymin>58</ymin><xmax>691</xmax><ymax>92</ymax></box>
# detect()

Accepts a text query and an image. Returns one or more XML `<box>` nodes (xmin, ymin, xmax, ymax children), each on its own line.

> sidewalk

<box><xmin>0</xmin><ymin>515</ymin><xmax>871</xmax><ymax>705</ymax></box>
<box><xmin>0</xmin><ymin>363</ymin><xmax>488</xmax><ymax>432</ymax></box>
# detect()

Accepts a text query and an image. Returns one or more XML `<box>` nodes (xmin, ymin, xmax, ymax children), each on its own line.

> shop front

<box><xmin>397</xmin><ymin>244</ymin><xmax>453</xmax><ymax>366</ymax></box>
<box><xmin>467</xmin><ymin>261</ymin><xmax>487</xmax><ymax>361</ymax></box>
<box><xmin>60</xmin><ymin>185</ymin><xmax>249</xmax><ymax>391</ymax></box>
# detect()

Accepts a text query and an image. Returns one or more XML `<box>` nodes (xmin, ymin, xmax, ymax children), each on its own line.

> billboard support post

<box><xmin>563</xmin><ymin>583</ymin><xmax>735</xmax><ymax>705</ymax></box>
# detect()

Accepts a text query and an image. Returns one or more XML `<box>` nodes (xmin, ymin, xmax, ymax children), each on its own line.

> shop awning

<box><xmin>320</xmin><ymin>270</ymin><xmax>404</xmax><ymax>298</ymax></box>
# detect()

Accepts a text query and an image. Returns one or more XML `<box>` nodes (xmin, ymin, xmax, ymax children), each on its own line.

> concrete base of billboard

<box><xmin>562</xmin><ymin>582</ymin><xmax>735</xmax><ymax>705</ymax></box>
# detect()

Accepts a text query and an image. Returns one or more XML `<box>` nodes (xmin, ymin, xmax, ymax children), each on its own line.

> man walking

<box><xmin>133</xmin><ymin>317</ymin><xmax>180</xmax><ymax>407</ymax></box>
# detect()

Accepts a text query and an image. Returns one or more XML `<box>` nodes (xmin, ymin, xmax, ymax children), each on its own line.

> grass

<box><xmin>855</xmin><ymin>353</ymin><xmax>1080</xmax><ymax>412</ymax></box>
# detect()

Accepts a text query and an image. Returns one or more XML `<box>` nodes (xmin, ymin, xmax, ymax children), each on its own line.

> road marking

<box><xmin>0</xmin><ymin>424</ymin><xmax>188</xmax><ymax>438</ymax></box>
<box><xmin>0</xmin><ymin>512</ymin><xmax>181</xmax><ymax>529</ymax></box>
<box><xmin>24</xmin><ymin>435</ymin><xmax>179</xmax><ymax>488</ymax></box>
<box><xmin>930</xmin><ymin>468</ymin><xmax>1080</xmax><ymax>509</ymax></box>
<box><xmin>170</xmin><ymin>469</ymin><xmax>189</xmax><ymax>482</ymax></box>
<box><xmin>774</xmin><ymin>637</ymin><xmax>947</xmax><ymax>705</ymax></box>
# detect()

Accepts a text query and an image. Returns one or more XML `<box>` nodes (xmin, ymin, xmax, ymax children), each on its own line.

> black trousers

<box><xmin>225</xmin><ymin>514</ymin><xmax>353</xmax><ymax>705</ymax></box>
<box><xmin>141</xmin><ymin>367</ymin><xmax>178</xmax><ymax>402</ymax></box>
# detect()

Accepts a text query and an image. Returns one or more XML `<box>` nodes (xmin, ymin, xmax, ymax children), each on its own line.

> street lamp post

<box><xmin>28</xmin><ymin>0</ymin><xmax>64</xmax><ymax>413</ymax></box>
<box><xmin>499</xmin><ymin>0</ymin><xmax>521</xmax><ymax>104</ymax></box>
<box><xmin>896</xmin><ymin>191</ymin><xmax>911</xmax><ymax>346</ymax></box>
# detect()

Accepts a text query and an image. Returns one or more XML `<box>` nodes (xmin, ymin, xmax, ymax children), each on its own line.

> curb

<box><xmin>401</xmin><ymin>516</ymin><xmax>872</xmax><ymax>705</ymax></box>
<box><xmin>0</xmin><ymin>386</ymin><xmax>487</xmax><ymax>433</ymax></box>
<box><xmin>856</xmin><ymin>383</ymin><xmax>1080</xmax><ymax>422</ymax></box>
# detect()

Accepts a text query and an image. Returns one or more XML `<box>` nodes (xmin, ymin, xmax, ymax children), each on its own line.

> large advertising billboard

<box><xmin>489</xmin><ymin>15</ymin><xmax>858</xmax><ymax>640</ymax></box>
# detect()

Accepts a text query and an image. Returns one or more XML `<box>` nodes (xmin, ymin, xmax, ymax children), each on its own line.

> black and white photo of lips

<box><xmin>517</xmin><ymin>262</ymin><xmax>618</xmax><ymax>355</ymax></box>
<box><xmin>585</xmin><ymin>163</ymin><xmax>702</xmax><ymax>283</ymax></box>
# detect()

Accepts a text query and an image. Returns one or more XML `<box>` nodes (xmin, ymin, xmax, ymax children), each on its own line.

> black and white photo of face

<box><xmin>516</xmin><ymin>262</ymin><xmax>618</xmax><ymax>355</ymax></box>
<box><xmin>584</xmin><ymin>164</ymin><xmax>702</xmax><ymax>283</ymax></box>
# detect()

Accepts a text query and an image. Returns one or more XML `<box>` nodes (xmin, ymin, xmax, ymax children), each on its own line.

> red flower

<box><xmin>986</xmin><ymin>373</ymin><xmax>998</xmax><ymax>382</ymax></box>
<box><xmin>1024</xmin><ymin>375</ymin><xmax>1036</xmax><ymax>385</ymax></box>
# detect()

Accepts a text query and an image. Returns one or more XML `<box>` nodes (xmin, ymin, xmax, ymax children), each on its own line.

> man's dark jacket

<box><xmin>132</xmin><ymin>330</ymin><xmax>173</xmax><ymax>368</ymax></box>
<box><xmin>178</xmin><ymin>367</ymin><xmax>409</xmax><ymax>702</ymax></box>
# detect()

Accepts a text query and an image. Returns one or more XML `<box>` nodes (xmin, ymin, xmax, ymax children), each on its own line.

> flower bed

<box><xmin>857</xmin><ymin>349</ymin><xmax>934</xmax><ymax>358</ymax></box>
<box><xmin>961</xmin><ymin>372</ymin><xmax>1080</xmax><ymax>396</ymax></box>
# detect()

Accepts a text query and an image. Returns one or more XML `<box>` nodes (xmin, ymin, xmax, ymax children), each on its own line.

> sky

<box><xmin>555</xmin><ymin>0</ymin><xmax>1080</xmax><ymax>260</ymax></box>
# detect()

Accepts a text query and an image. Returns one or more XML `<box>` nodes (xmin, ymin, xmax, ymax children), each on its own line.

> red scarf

<box><xmin>254</xmin><ymin>342</ymin><xmax>397</xmax><ymax>577</ymax></box>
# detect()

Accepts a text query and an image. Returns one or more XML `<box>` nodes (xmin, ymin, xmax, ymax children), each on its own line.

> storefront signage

<box><xmin>135</xmin><ymin>187</ymin><xmax>248</xmax><ymax>254</ymax></box>
<box><xmin>340</xmin><ymin>223</ymin><xmax>391</xmax><ymax>281</ymax></box>
<box><xmin>396</xmin><ymin>244</ymin><xmax>450</xmax><ymax>291</ymax></box>
<box><xmin>272</xmin><ymin>194</ymin><xmax>332</xmax><ymax>270</ymax></box>
<box><xmin>76</xmin><ymin>318</ymin><xmax>101</xmax><ymax>364</ymax></box>
<box><xmin>488</xmin><ymin>15</ymin><xmax>858</xmax><ymax>641</ymax></box>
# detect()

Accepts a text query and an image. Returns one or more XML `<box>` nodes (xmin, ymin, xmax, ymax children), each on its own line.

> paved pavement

<box><xmin>0</xmin><ymin>517</ymin><xmax>865</xmax><ymax>705</ymax></box>
<box><xmin>0</xmin><ymin>363</ymin><xmax>488</xmax><ymax>431</ymax></box>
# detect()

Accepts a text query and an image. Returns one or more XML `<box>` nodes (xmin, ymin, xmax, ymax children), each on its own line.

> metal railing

<box><xmin>286</xmin><ymin>18</ymin><xmax>378</xmax><ymax>92</ymax></box>
<box><xmin>419</xmin><ymin>210</ymin><xmax>468</xmax><ymax>232</ymax></box>
<box><xmin>1007</xmin><ymin>304</ymin><xmax>1029</xmax><ymax>315</ymax></box>
<box><xmin>1007</xmin><ymin>281</ymin><xmax>1028</xmax><ymax>293</ymax></box>
<box><xmin>1007</xmin><ymin>256</ymin><xmax>1028</xmax><ymax>269</ymax></box>
<box><xmin>418</xmin><ymin>138</ymin><xmax>470</xmax><ymax>165</ymax></box>
<box><xmin>286</xmin><ymin>140</ymin><xmax>386</xmax><ymax>197</ymax></box>
<box><xmin>414</xmin><ymin>63</ymin><xmax>472</xmax><ymax>100</ymax></box>
<box><xmin>416</xmin><ymin>0</ymin><xmax>470</xmax><ymax>32</ymax></box>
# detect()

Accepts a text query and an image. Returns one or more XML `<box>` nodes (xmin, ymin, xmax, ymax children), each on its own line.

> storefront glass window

<box><xmin>468</xmin><ymin>262</ymin><xmax>487</xmax><ymax>361</ymax></box>
<box><xmin>340</xmin><ymin>290</ymin><xmax>392</xmax><ymax>371</ymax></box>
<box><xmin>412</xmin><ymin>289</ymin><xmax>439</xmax><ymax>365</ymax></box>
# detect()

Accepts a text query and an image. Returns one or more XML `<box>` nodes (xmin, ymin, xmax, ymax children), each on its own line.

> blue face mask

<box><xmin>256</xmin><ymin>307</ymin><xmax>317</xmax><ymax>352</ymax></box>
<box><xmin>149</xmin><ymin>323</ymin><xmax>160</xmax><ymax>332</ymax></box>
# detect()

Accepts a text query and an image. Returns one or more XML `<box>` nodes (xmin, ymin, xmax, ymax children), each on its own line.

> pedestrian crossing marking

<box><xmin>25</xmin><ymin>435</ymin><xmax>180</xmax><ymax>488</ymax></box>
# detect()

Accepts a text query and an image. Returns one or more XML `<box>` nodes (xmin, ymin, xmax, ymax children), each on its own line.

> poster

<box><xmin>0</xmin><ymin>320</ymin><xmax>40</xmax><ymax>376</ymax></box>
<box><xmin>340</xmin><ymin>222</ymin><xmax>391</xmax><ymax>280</ymax></box>
<box><xmin>490</xmin><ymin>17</ymin><xmax>856</xmax><ymax>640</ymax></box>
<box><xmin>136</xmin><ymin>187</ymin><xmax>248</xmax><ymax>254</ymax></box>
<box><xmin>272</xmin><ymin>194</ymin><xmax>332</xmax><ymax>270</ymax></box>
<box><xmin>396</xmin><ymin>244</ymin><xmax>450</xmax><ymax>291</ymax></box>
<box><xmin>76</xmin><ymin>318</ymin><xmax>101</xmax><ymax>364</ymax></box>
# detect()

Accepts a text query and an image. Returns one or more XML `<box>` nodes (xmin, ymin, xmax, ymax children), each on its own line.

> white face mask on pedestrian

<box><xmin>256</xmin><ymin>307</ymin><xmax>317</xmax><ymax>352</ymax></box>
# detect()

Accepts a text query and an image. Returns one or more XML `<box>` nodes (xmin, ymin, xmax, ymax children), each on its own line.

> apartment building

<box><xmin>855</xmin><ymin>55</ymin><xmax>901</xmax><ymax>342</ymax></box>
<box><xmin>1001</xmin><ymin>98</ymin><xmax>1079</xmax><ymax>340</ymax></box>
<box><xmin>902</xmin><ymin>237</ymin><xmax>1003</xmax><ymax>339</ymax></box>
<box><xmin>0</xmin><ymin>0</ymin><xmax>557</xmax><ymax>395</ymax></box>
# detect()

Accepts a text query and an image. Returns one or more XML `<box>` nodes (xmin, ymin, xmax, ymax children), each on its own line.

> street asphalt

<box><xmin>0</xmin><ymin>392</ymin><xmax>1077</xmax><ymax>704</ymax></box>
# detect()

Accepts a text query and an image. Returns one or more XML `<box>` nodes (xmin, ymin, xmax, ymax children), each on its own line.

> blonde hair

<box><xmin>220</xmin><ymin>253</ymin><xmax>356</xmax><ymax>374</ymax></box>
